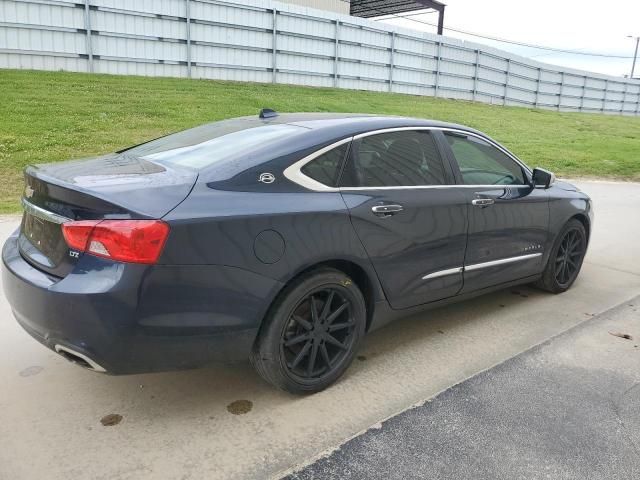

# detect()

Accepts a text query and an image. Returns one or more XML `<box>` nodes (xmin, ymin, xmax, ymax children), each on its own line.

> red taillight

<box><xmin>62</xmin><ymin>220</ymin><xmax>170</xmax><ymax>264</ymax></box>
<box><xmin>61</xmin><ymin>220</ymin><xmax>100</xmax><ymax>251</ymax></box>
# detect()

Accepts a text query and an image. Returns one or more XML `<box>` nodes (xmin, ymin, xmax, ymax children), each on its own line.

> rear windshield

<box><xmin>125</xmin><ymin>121</ymin><xmax>305</xmax><ymax>170</ymax></box>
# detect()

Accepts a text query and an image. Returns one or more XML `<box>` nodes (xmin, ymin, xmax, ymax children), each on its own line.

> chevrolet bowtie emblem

<box><xmin>258</xmin><ymin>173</ymin><xmax>275</xmax><ymax>184</ymax></box>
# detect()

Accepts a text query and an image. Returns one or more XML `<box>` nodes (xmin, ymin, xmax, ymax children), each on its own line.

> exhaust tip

<box><xmin>54</xmin><ymin>345</ymin><xmax>107</xmax><ymax>373</ymax></box>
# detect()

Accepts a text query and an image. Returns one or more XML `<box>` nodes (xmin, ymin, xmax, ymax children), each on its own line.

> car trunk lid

<box><xmin>19</xmin><ymin>154</ymin><xmax>197</xmax><ymax>277</ymax></box>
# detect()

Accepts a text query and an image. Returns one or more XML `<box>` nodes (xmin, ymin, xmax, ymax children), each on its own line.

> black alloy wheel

<box><xmin>281</xmin><ymin>288</ymin><xmax>356</xmax><ymax>381</ymax></box>
<box><xmin>251</xmin><ymin>268</ymin><xmax>366</xmax><ymax>394</ymax></box>
<box><xmin>554</xmin><ymin>227</ymin><xmax>586</xmax><ymax>288</ymax></box>
<box><xmin>534</xmin><ymin>218</ymin><xmax>587</xmax><ymax>293</ymax></box>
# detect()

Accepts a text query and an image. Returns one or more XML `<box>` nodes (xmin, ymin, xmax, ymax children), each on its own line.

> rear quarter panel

<box><xmin>161</xmin><ymin>184</ymin><xmax>385</xmax><ymax>301</ymax></box>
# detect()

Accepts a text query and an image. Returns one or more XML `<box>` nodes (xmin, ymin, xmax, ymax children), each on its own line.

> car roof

<box><xmin>133</xmin><ymin>112</ymin><xmax>496</xmax><ymax>180</ymax></box>
<box><xmin>248</xmin><ymin>112</ymin><xmax>477</xmax><ymax>136</ymax></box>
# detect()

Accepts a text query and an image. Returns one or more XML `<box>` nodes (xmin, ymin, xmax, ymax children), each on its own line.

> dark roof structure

<box><xmin>350</xmin><ymin>0</ymin><xmax>446</xmax><ymax>34</ymax></box>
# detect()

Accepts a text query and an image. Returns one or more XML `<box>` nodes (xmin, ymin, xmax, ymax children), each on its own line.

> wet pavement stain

<box><xmin>609</xmin><ymin>331</ymin><xmax>633</xmax><ymax>341</ymax></box>
<box><xmin>19</xmin><ymin>366</ymin><xmax>43</xmax><ymax>377</ymax></box>
<box><xmin>100</xmin><ymin>414</ymin><xmax>123</xmax><ymax>426</ymax></box>
<box><xmin>227</xmin><ymin>400</ymin><xmax>253</xmax><ymax>415</ymax></box>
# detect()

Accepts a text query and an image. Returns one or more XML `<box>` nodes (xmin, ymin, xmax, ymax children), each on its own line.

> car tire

<box><xmin>534</xmin><ymin>219</ymin><xmax>587</xmax><ymax>294</ymax></box>
<box><xmin>250</xmin><ymin>268</ymin><xmax>366</xmax><ymax>394</ymax></box>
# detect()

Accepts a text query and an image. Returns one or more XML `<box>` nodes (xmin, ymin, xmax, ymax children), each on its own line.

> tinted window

<box><xmin>444</xmin><ymin>133</ymin><xmax>525</xmax><ymax>185</ymax></box>
<box><xmin>341</xmin><ymin>130</ymin><xmax>447</xmax><ymax>187</ymax></box>
<box><xmin>301</xmin><ymin>143</ymin><xmax>349</xmax><ymax>187</ymax></box>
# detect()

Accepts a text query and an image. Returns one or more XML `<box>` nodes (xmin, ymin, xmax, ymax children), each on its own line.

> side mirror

<box><xmin>532</xmin><ymin>168</ymin><xmax>555</xmax><ymax>189</ymax></box>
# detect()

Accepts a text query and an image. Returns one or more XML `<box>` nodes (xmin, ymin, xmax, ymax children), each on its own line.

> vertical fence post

<box><xmin>602</xmin><ymin>79</ymin><xmax>608</xmax><ymax>112</ymax></box>
<box><xmin>83</xmin><ymin>0</ymin><xmax>93</xmax><ymax>73</ymax></box>
<box><xmin>579</xmin><ymin>75</ymin><xmax>585</xmax><ymax>112</ymax></box>
<box><xmin>272</xmin><ymin>9</ymin><xmax>277</xmax><ymax>83</ymax></box>
<box><xmin>434</xmin><ymin>40</ymin><xmax>441</xmax><ymax>97</ymax></box>
<box><xmin>558</xmin><ymin>72</ymin><xmax>564</xmax><ymax>111</ymax></box>
<box><xmin>503</xmin><ymin>58</ymin><xmax>510</xmax><ymax>106</ymax></box>
<box><xmin>185</xmin><ymin>0</ymin><xmax>192</xmax><ymax>78</ymax></box>
<box><xmin>389</xmin><ymin>31</ymin><xmax>395</xmax><ymax>92</ymax></box>
<box><xmin>621</xmin><ymin>82</ymin><xmax>628</xmax><ymax>115</ymax></box>
<box><xmin>334</xmin><ymin>20</ymin><xmax>339</xmax><ymax>88</ymax></box>
<box><xmin>534</xmin><ymin>67</ymin><xmax>541</xmax><ymax>108</ymax></box>
<box><xmin>472</xmin><ymin>49</ymin><xmax>479</xmax><ymax>102</ymax></box>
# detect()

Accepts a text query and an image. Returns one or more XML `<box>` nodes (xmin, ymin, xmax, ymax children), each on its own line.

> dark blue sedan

<box><xmin>2</xmin><ymin>111</ymin><xmax>592</xmax><ymax>393</ymax></box>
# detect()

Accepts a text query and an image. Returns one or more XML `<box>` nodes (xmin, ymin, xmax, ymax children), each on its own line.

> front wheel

<box><xmin>534</xmin><ymin>219</ymin><xmax>587</xmax><ymax>293</ymax></box>
<box><xmin>250</xmin><ymin>268</ymin><xmax>366</xmax><ymax>394</ymax></box>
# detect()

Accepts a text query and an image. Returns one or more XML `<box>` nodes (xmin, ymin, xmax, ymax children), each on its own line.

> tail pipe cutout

<box><xmin>54</xmin><ymin>345</ymin><xmax>107</xmax><ymax>373</ymax></box>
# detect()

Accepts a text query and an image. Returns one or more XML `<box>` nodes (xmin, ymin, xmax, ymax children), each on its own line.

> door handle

<box><xmin>471</xmin><ymin>198</ymin><xmax>495</xmax><ymax>207</ymax></box>
<box><xmin>371</xmin><ymin>204</ymin><xmax>404</xmax><ymax>217</ymax></box>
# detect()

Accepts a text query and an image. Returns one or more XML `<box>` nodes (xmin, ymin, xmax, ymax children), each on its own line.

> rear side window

<box><xmin>340</xmin><ymin>130</ymin><xmax>447</xmax><ymax>187</ymax></box>
<box><xmin>300</xmin><ymin>143</ymin><xmax>349</xmax><ymax>187</ymax></box>
<box><xmin>444</xmin><ymin>133</ymin><xmax>526</xmax><ymax>185</ymax></box>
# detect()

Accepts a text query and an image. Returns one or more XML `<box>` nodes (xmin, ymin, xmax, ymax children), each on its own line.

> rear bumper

<box><xmin>2</xmin><ymin>230</ymin><xmax>282</xmax><ymax>374</ymax></box>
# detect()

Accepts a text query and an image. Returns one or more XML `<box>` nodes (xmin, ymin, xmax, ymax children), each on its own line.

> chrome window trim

<box><xmin>22</xmin><ymin>198</ymin><xmax>71</xmax><ymax>224</ymax></box>
<box><xmin>284</xmin><ymin>126</ymin><xmax>532</xmax><ymax>193</ymax></box>
<box><xmin>422</xmin><ymin>253</ymin><xmax>542</xmax><ymax>281</ymax></box>
<box><xmin>339</xmin><ymin>184</ymin><xmax>532</xmax><ymax>191</ymax></box>
<box><xmin>282</xmin><ymin>137</ymin><xmax>351</xmax><ymax>192</ymax></box>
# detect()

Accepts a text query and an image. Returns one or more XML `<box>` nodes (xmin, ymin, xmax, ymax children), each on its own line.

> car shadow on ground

<box><xmin>44</xmin><ymin>284</ymin><xmax>547</xmax><ymax>414</ymax></box>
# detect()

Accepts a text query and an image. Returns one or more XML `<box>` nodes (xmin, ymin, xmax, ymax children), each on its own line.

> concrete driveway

<box><xmin>1</xmin><ymin>180</ymin><xmax>639</xmax><ymax>480</ymax></box>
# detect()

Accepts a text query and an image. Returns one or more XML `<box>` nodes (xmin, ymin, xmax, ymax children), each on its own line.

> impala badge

<box><xmin>259</xmin><ymin>173</ymin><xmax>275</xmax><ymax>184</ymax></box>
<box><xmin>24</xmin><ymin>185</ymin><xmax>34</xmax><ymax>198</ymax></box>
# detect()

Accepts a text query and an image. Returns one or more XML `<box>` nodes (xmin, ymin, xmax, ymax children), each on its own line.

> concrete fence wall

<box><xmin>1</xmin><ymin>0</ymin><xmax>639</xmax><ymax>115</ymax></box>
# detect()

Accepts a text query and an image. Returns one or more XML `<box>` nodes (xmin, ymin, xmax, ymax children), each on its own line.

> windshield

<box><xmin>125</xmin><ymin>122</ymin><xmax>305</xmax><ymax>170</ymax></box>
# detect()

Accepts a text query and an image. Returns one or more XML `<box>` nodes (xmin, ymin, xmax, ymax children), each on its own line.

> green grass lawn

<box><xmin>1</xmin><ymin>69</ymin><xmax>639</xmax><ymax>213</ymax></box>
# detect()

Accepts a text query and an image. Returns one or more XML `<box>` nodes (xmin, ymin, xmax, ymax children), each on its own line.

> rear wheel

<box><xmin>535</xmin><ymin>219</ymin><xmax>587</xmax><ymax>293</ymax></box>
<box><xmin>250</xmin><ymin>268</ymin><xmax>366</xmax><ymax>394</ymax></box>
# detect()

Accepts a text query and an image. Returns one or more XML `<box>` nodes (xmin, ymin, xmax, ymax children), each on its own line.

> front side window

<box><xmin>444</xmin><ymin>133</ymin><xmax>526</xmax><ymax>185</ymax></box>
<box><xmin>300</xmin><ymin>143</ymin><xmax>349</xmax><ymax>187</ymax></box>
<box><xmin>340</xmin><ymin>130</ymin><xmax>447</xmax><ymax>187</ymax></box>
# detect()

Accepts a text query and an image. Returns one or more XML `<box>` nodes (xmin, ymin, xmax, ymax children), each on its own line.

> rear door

<box><xmin>340</xmin><ymin>129</ymin><xmax>468</xmax><ymax>310</ymax></box>
<box><xmin>440</xmin><ymin>131</ymin><xmax>549</xmax><ymax>293</ymax></box>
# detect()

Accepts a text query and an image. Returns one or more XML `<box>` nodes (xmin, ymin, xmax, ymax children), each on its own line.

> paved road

<box><xmin>287</xmin><ymin>297</ymin><xmax>640</xmax><ymax>480</ymax></box>
<box><xmin>0</xmin><ymin>180</ymin><xmax>639</xmax><ymax>480</ymax></box>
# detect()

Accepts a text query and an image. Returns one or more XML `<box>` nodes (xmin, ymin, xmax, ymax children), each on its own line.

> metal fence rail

<box><xmin>1</xmin><ymin>0</ymin><xmax>639</xmax><ymax>115</ymax></box>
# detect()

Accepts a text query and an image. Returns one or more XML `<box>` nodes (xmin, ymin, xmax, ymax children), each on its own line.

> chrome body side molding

<box><xmin>465</xmin><ymin>253</ymin><xmax>543</xmax><ymax>271</ymax></box>
<box><xmin>422</xmin><ymin>267</ymin><xmax>463</xmax><ymax>281</ymax></box>
<box><xmin>423</xmin><ymin>253</ymin><xmax>543</xmax><ymax>281</ymax></box>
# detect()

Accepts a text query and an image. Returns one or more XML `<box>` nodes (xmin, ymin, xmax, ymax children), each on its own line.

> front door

<box><xmin>340</xmin><ymin>129</ymin><xmax>468</xmax><ymax>309</ymax></box>
<box><xmin>440</xmin><ymin>131</ymin><xmax>549</xmax><ymax>293</ymax></box>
